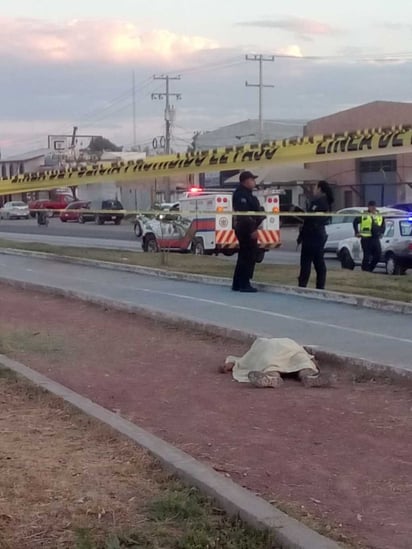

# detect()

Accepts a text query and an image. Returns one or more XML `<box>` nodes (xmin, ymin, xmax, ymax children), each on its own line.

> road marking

<box><xmin>133</xmin><ymin>287</ymin><xmax>412</xmax><ymax>345</ymax></box>
<box><xmin>0</xmin><ymin>256</ymin><xmax>410</xmax><ymax>346</ymax></box>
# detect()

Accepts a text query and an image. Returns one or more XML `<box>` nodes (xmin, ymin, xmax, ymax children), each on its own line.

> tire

<box><xmin>143</xmin><ymin>234</ymin><xmax>159</xmax><ymax>253</ymax></box>
<box><xmin>339</xmin><ymin>248</ymin><xmax>355</xmax><ymax>270</ymax></box>
<box><xmin>134</xmin><ymin>221</ymin><xmax>143</xmax><ymax>238</ymax></box>
<box><xmin>256</xmin><ymin>249</ymin><xmax>266</xmax><ymax>264</ymax></box>
<box><xmin>97</xmin><ymin>216</ymin><xmax>104</xmax><ymax>225</ymax></box>
<box><xmin>78</xmin><ymin>215</ymin><xmax>86</xmax><ymax>224</ymax></box>
<box><xmin>222</xmin><ymin>249</ymin><xmax>236</xmax><ymax>257</ymax></box>
<box><xmin>114</xmin><ymin>218</ymin><xmax>121</xmax><ymax>226</ymax></box>
<box><xmin>191</xmin><ymin>238</ymin><xmax>205</xmax><ymax>255</ymax></box>
<box><xmin>61</xmin><ymin>218</ymin><xmax>67</xmax><ymax>223</ymax></box>
<box><xmin>385</xmin><ymin>254</ymin><xmax>402</xmax><ymax>275</ymax></box>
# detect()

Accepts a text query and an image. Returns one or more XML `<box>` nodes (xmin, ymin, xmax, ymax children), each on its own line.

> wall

<box><xmin>305</xmin><ymin>102</ymin><xmax>412</xmax><ymax>207</ymax></box>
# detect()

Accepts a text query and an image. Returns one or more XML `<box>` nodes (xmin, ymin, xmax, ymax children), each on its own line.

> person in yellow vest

<box><xmin>353</xmin><ymin>201</ymin><xmax>386</xmax><ymax>272</ymax></box>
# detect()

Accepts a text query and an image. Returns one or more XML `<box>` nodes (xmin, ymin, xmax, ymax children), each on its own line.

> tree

<box><xmin>88</xmin><ymin>136</ymin><xmax>122</xmax><ymax>153</ymax></box>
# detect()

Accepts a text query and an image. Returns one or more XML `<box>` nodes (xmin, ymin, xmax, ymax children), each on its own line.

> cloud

<box><xmin>0</xmin><ymin>17</ymin><xmax>219</xmax><ymax>64</ymax></box>
<box><xmin>276</xmin><ymin>45</ymin><xmax>304</xmax><ymax>58</ymax></box>
<box><xmin>237</xmin><ymin>17</ymin><xmax>339</xmax><ymax>38</ymax></box>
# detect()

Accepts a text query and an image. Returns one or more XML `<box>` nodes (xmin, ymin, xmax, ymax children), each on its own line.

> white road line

<box><xmin>0</xmin><ymin>255</ymin><xmax>409</xmax><ymax>345</ymax></box>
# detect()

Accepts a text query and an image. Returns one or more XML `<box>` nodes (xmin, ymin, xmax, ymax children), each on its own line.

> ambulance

<box><xmin>138</xmin><ymin>188</ymin><xmax>281</xmax><ymax>259</ymax></box>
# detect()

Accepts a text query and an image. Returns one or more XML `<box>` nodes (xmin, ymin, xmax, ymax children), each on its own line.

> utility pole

<box><xmin>132</xmin><ymin>71</ymin><xmax>137</xmax><ymax>149</ymax></box>
<box><xmin>245</xmin><ymin>54</ymin><xmax>275</xmax><ymax>143</ymax></box>
<box><xmin>151</xmin><ymin>75</ymin><xmax>182</xmax><ymax>201</ymax></box>
<box><xmin>151</xmin><ymin>75</ymin><xmax>182</xmax><ymax>154</ymax></box>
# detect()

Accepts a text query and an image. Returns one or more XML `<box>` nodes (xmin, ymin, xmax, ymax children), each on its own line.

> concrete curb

<box><xmin>0</xmin><ymin>275</ymin><xmax>410</xmax><ymax>384</ymax></box>
<box><xmin>1</xmin><ymin>247</ymin><xmax>411</xmax><ymax>315</ymax></box>
<box><xmin>0</xmin><ymin>355</ymin><xmax>342</xmax><ymax>549</ymax></box>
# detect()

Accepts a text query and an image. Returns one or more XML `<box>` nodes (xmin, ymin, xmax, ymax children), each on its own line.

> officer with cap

<box><xmin>353</xmin><ymin>201</ymin><xmax>385</xmax><ymax>272</ymax></box>
<box><xmin>232</xmin><ymin>171</ymin><xmax>265</xmax><ymax>293</ymax></box>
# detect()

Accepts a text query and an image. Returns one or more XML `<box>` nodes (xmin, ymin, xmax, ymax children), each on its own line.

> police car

<box><xmin>337</xmin><ymin>215</ymin><xmax>412</xmax><ymax>275</ymax></box>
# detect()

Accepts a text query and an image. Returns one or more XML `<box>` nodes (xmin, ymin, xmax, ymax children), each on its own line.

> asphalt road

<box><xmin>0</xmin><ymin>254</ymin><xmax>410</xmax><ymax>372</ymax></box>
<box><xmin>0</xmin><ymin>219</ymin><xmax>336</xmax><ymax>266</ymax></box>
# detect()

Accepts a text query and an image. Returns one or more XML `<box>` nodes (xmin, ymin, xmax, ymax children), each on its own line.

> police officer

<box><xmin>232</xmin><ymin>171</ymin><xmax>265</xmax><ymax>293</ymax></box>
<box><xmin>353</xmin><ymin>201</ymin><xmax>385</xmax><ymax>272</ymax></box>
<box><xmin>297</xmin><ymin>180</ymin><xmax>334</xmax><ymax>290</ymax></box>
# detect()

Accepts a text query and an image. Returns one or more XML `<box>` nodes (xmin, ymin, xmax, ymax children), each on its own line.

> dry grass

<box><xmin>0</xmin><ymin>367</ymin><xmax>276</xmax><ymax>549</ymax></box>
<box><xmin>0</xmin><ymin>238</ymin><xmax>410</xmax><ymax>303</ymax></box>
<box><xmin>0</xmin><ymin>329</ymin><xmax>69</xmax><ymax>357</ymax></box>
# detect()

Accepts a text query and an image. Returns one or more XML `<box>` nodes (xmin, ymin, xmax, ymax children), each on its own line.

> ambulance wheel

<box><xmin>191</xmin><ymin>238</ymin><xmax>205</xmax><ymax>255</ymax></box>
<box><xmin>256</xmin><ymin>249</ymin><xmax>266</xmax><ymax>264</ymax></box>
<box><xmin>222</xmin><ymin>250</ymin><xmax>236</xmax><ymax>257</ymax></box>
<box><xmin>143</xmin><ymin>234</ymin><xmax>159</xmax><ymax>253</ymax></box>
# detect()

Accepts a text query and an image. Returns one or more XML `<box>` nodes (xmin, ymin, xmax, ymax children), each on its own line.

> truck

<box><xmin>136</xmin><ymin>189</ymin><xmax>281</xmax><ymax>259</ymax></box>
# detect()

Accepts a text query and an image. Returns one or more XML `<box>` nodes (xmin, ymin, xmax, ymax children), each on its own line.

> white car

<box><xmin>0</xmin><ymin>201</ymin><xmax>30</xmax><ymax>220</ymax></box>
<box><xmin>325</xmin><ymin>207</ymin><xmax>404</xmax><ymax>253</ymax></box>
<box><xmin>337</xmin><ymin>216</ymin><xmax>412</xmax><ymax>275</ymax></box>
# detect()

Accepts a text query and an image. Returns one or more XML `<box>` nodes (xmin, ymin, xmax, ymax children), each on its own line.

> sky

<box><xmin>1</xmin><ymin>0</ymin><xmax>412</xmax><ymax>155</ymax></box>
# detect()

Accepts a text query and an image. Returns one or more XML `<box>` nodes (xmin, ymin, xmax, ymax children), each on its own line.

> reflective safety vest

<box><xmin>360</xmin><ymin>214</ymin><xmax>384</xmax><ymax>238</ymax></box>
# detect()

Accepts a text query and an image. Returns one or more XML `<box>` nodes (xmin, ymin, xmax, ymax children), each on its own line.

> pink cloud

<box><xmin>0</xmin><ymin>17</ymin><xmax>219</xmax><ymax>63</ymax></box>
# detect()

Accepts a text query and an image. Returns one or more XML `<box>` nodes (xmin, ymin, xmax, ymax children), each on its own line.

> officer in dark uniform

<box><xmin>297</xmin><ymin>180</ymin><xmax>334</xmax><ymax>290</ymax></box>
<box><xmin>232</xmin><ymin>171</ymin><xmax>265</xmax><ymax>293</ymax></box>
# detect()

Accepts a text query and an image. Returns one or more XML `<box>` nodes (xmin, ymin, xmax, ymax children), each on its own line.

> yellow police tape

<box><xmin>2</xmin><ymin>125</ymin><xmax>412</xmax><ymax>197</ymax></box>
<box><xmin>30</xmin><ymin>208</ymin><xmax>409</xmax><ymax>218</ymax></box>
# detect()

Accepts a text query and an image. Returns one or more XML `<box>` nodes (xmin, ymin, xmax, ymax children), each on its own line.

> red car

<box><xmin>60</xmin><ymin>201</ymin><xmax>91</xmax><ymax>222</ymax></box>
<box><xmin>29</xmin><ymin>195</ymin><xmax>73</xmax><ymax>217</ymax></box>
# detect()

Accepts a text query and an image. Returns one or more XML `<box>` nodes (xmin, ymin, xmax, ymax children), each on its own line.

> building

<box><xmin>305</xmin><ymin>101</ymin><xmax>412</xmax><ymax>208</ymax></box>
<box><xmin>194</xmin><ymin>119</ymin><xmax>312</xmax><ymax>207</ymax></box>
<box><xmin>0</xmin><ymin>148</ymin><xmax>59</xmax><ymax>204</ymax></box>
<box><xmin>195</xmin><ymin>118</ymin><xmax>306</xmax><ymax>150</ymax></box>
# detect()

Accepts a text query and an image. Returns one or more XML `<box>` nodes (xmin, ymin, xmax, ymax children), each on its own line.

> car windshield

<box><xmin>11</xmin><ymin>202</ymin><xmax>25</xmax><ymax>207</ymax></box>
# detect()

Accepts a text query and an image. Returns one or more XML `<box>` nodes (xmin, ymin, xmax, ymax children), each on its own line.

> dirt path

<box><xmin>0</xmin><ymin>284</ymin><xmax>411</xmax><ymax>549</ymax></box>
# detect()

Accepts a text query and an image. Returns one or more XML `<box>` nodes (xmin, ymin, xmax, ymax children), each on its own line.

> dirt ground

<box><xmin>0</xmin><ymin>376</ymin><xmax>157</xmax><ymax>548</ymax></box>
<box><xmin>0</xmin><ymin>284</ymin><xmax>411</xmax><ymax>549</ymax></box>
<box><xmin>0</xmin><ymin>375</ymin><xmax>273</xmax><ymax>549</ymax></box>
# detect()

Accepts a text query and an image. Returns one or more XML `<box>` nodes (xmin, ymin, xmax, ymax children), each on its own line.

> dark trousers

<box><xmin>361</xmin><ymin>237</ymin><xmax>381</xmax><ymax>272</ymax></box>
<box><xmin>298</xmin><ymin>238</ymin><xmax>327</xmax><ymax>290</ymax></box>
<box><xmin>232</xmin><ymin>233</ymin><xmax>258</xmax><ymax>290</ymax></box>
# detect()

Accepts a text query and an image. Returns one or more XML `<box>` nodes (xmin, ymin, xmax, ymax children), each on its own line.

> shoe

<box><xmin>248</xmin><ymin>371</ymin><xmax>283</xmax><ymax>388</ymax></box>
<box><xmin>240</xmin><ymin>286</ymin><xmax>258</xmax><ymax>293</ymax></box>
<box><xmin>232</xmin><ymin>287</ymin><xmax>240</xmax><ymax>292</ymax></box>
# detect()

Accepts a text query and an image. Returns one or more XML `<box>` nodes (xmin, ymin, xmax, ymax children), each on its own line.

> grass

<box><xmin>0</xmin><ymin>238</ymin><xmax>410</xmax><ymax>303</ymax></box>
<box><xmin>0</xmin><ymin>329</ymin><xmax>68</xmax><ymax>357</ymax></box>
<box><xmin>0</xmin><ymin>367</ymin><xmax>276</xmax><ymax>549</ymax></box>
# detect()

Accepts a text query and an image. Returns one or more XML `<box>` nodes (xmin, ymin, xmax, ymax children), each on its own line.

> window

<box><xmin>359</xmin><ymin>159</ymin><xmax>397</xmax><ymax>173</ymax></box>
<box><xmin>384</xmin><ymin>221</ymin><xmax>394</xmax><ymax>238</ymax></box>
<box><xmin>400</xmin><ymin>221</ymin><xmax>412</xmax><ymax>237</ymax></box>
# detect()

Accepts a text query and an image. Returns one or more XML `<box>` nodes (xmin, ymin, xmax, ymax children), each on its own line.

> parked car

<box><xmin>80</xmin><ymin>199</ymin><xmax>125</xmax><ymax>225</ymax></box>
<box><xmin>337</xmin><ymin>216</ymin><xmax>412</xmax><ymax>275</ymax></box>
<box><xmin>0</xmin><ymin>201</ymin><xmax>30</xmax><ymax>220</ymax></box>
<box><xmin>60</xmin><ymin>201</ymin><xmax>91</xmax><ymax>223</ymax></box>
<box><xmin>389</xmin><ymin>202</ymin><xmax>412</xmax><ymax>213</ymax></box>
<box><xmin>29</xmin><ymin>195</ymin><xmax>73</xmax><ymax>217</ymax></box>
<box><xmin>133</xmin><ymin>202</ymin><xmax>180</xmax><ymax>238</ymax></box>
<box><xmin>325</xmin><ymin>207</ymin><xmax>405</xmax><ymax>253</ymax></box>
